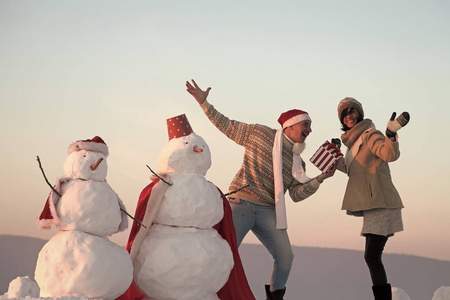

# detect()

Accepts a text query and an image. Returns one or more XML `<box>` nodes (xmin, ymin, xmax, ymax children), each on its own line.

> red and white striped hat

<box><xmin>277</xmin><ymin>109</ymin><xmax>311</xmax><ymax>128</ymax></box>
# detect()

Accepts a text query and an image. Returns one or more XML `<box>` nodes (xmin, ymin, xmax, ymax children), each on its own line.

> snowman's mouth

<box><xmin>193</xmin><ymin>146</ymin><xmax>203</xmax><ymax>153</ymax></box>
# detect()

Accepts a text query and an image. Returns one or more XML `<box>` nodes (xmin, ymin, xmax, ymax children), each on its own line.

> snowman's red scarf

<box><xmin>214</xmin><ymin>187</ymin><xmax>255</xmax><ymax>300</ymax></box>
<box><xmin>126</xmin><ymin>178</ymin><xmax>162</xmax><ymax>254</ymax></box>
<box><xmin>118</xmin><ymin>179</ymin><xmax>255</xmax><ymax>300</ymax></box>
<box><xmin>37</xmin><ymin>177</ymin><xmax>72</xmax><ymax>230</ymax></box>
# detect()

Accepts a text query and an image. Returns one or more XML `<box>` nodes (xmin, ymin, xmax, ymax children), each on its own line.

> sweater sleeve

<box><xmin>201</xmin><ymin>101</ymin><xmax>255</xmax><ymax>147</ymax></box>
<box><xmin>288</xmin><ymin>175</ymin><xmax>321</xmax><ymax>203</ymax></box>
<box><xmin>365</xmin><ymin>130</ymin><xmax>400</xmax><ymax>162</ymax></box>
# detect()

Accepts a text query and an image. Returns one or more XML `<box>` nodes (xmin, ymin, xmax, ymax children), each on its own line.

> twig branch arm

<box><xmin>36</xmin><ymin>156</ymin><xmax>62</xmax><ymax>197</ymax></box>
<box><xmin>223</xmin><ymin>184</ymin><xmax>250</xmax><ymax>198</ymax></box>
<box><xmin>146</xmin><ymin>165</ymin><xmax>172</xmax><ymax>186</ymax></box>
<box><xmin>120</xmin><ymin>208</ymin><xmax>147</xmax><ymax>228</ymax></box>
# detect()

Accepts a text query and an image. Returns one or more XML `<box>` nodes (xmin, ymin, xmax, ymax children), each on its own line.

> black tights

<box><xmin>364</xmin><ymin>234</ymin><xmax>389</xmax><ymax>286</ymax></box>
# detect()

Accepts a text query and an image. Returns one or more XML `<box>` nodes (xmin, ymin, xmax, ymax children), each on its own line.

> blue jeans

<box><xmin>228</xmin><ymin>198</ymin><xmax>294</xmax><ymax>290</ymax></box>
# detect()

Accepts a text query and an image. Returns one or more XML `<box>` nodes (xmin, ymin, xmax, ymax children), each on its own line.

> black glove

<box><xmin>386</xmin><ymin>112</ymin><xmax>410</xmax><ymax>138</ymax></box>
<box><xmin>331</xmin><ymin>138</ymin><xmax>341</xmax><ymax>149</ymax></box>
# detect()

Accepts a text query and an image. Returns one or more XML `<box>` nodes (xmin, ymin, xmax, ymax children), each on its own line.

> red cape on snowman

<box><xmin>117</xmin><ymin>115</ymin><xmax>255</xmax><ymax>300</ymax></box>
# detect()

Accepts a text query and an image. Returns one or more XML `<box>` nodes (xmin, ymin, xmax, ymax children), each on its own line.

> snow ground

<box><xmin>2</xmin><ymin>276</ymin><xmax>450</xmax><ymax>300</ymax></box>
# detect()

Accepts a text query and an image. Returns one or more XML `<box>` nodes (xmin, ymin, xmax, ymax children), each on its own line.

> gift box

<box><xmin>310</xmin><ymin>140</ymin><xmax>343</xmax><ymax>173</ymax></box>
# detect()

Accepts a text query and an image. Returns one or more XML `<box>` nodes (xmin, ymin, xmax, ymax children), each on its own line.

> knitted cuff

<box><xmin>200</xmin><ymin>100</ymin><xmax>211</xmax><ymax>112</ymax></box>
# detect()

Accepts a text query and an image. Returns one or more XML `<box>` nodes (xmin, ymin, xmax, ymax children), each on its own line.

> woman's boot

<box><xmin>372</xmin><ymin>283</ymin><xmax>392</xmax><ymax>300</ymax></box>
<box><xmin>265</xmin><ymin>285</ymin><xmax>286</xmax><ymax>300</ymax></box>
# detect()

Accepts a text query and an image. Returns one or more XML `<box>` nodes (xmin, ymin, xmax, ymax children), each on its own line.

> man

<box><xmin>186</xmin><ymin>79</ymin><xmax>336</xmax><ymax>300</ymax></box>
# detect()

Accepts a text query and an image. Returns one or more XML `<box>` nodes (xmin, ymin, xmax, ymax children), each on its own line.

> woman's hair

<box><xmin>340</xmin><ymin>108</ymin><xmax>363</xmax><ymax>131</ymax></box>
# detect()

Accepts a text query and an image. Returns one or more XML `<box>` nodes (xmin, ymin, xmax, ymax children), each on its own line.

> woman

<box><xmin>336</xmin><ymin>97</ymin><xmax>409</xmax><ymax>300</ymax></box>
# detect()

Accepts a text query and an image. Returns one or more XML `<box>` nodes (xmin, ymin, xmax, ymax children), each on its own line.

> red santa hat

<box><xmin>68</xmin><ymin>136</ymin><xmax>109</xmax><ymax>157</ymax></box>
<box><xmin>166</xmin><ymin>114</ymin><xmax>194</xmax><ymax>140</ymax></box>
<box><xmin>273</xmin><ymin>109</ymin><xmax>312</xmax><ymax>230</ymax></box>
<box><xmin>278</xmin><ymin>109</ymin><xmax>311</xmax><ymax>128</ymax></box>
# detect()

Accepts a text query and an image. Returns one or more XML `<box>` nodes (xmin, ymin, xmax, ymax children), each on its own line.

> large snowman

<box><xmin>121</xmin><ymin>115</ymin><xmax>254</xmax><ymax>300</ymax></box>
<box><xmin>35</xmin><ymin>136</ymin><xmax>133</xmax><ymax>299</ymax></box>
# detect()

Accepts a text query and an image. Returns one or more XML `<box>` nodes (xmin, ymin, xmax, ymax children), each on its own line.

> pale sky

<box><xmin>1</xmin><ymin>0</ymin><xmax>450</xmax><ymax>261</ymax></box>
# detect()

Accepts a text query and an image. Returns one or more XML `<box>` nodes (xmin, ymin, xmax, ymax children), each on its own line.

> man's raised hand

<box><xmin>186</xmin><ymin>79</ymin><xmax>211</xmax><ymax>105</ymax></box>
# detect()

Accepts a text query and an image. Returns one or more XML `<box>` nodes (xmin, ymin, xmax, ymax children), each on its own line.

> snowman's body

<box><xmin>134</xmin><ymin>174</ymin><xmax>234</xmax><ymax>300</ymax></box>
<box><xmin>35</xmin><ymin>138</ymin><xmax>132</xmax><ymax>300</ymax></box>
<box><xmin>133</xmin><ymin>132</ymin><xmax>234</xmax><ymax>300</ymax></box>
<box><xmin>36</xmin><ymin>230</ymin><xmax>132</xmax><ymax>299</ymax></box>
<box><xmin>57</xmin><ymin>179</ymin><xmax>123</xmax><ymax>236</ymax></box>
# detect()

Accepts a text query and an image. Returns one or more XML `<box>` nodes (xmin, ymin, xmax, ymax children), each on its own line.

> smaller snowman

<box><xmin>35</xmin><ymin>136</ymin><xmax>133</xmax><ymax>300</ymax></box>
<box><xmin>120</xmin><ymin>115</ymin><xmax>254</xmax><ymax>300</ymax></box>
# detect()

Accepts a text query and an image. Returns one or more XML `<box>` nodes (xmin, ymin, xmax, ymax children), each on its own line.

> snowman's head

<box><xmin>158</xmin><ymin>133</ymin><xmax>211</xmax><ymax>175</ymax></box>
<box><xmin>63</xmin><ymin>150</ymin><xmax>108</xmax><ymax>181</ymax></box>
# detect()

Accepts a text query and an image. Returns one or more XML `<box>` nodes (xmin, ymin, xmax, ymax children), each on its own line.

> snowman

<box><xmin>35</xmin><ymin>136</ymin><xmax>133</xmax><ymax>299</ymax></box>
<box><xmin>121</xmin><ymin>115</ymin><xmax>254</xmax><ymax>300</ymax></box>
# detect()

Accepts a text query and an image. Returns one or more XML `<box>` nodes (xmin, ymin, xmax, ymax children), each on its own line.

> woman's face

<box><xmin>343</xmin><ymin>109</ymin><xmax>360</xmax><ymax>129</ymax></box>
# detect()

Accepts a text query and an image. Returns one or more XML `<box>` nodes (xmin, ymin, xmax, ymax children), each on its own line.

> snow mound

<box><xmin>5</xmin><ymin>276</ymin><xmax>39</xmax><ymax>298</ymax></box>
<box><xmin>432</xmin><ymin>286</ymin><xmax>450</xmax><ymax>300</ymax></box>
<box><xmin>392</xmin><ymin>287</ymin><xmax>411</xmax><ymax>300</ymax></box>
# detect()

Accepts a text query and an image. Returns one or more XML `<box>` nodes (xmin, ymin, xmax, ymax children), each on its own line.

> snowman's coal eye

<box><xmin>185</xmin><ymin>142</ymin><xmax>189</xmax><ymax>144</ymax></box>
<box><xmin>83</xmin><ymin>154</ymin><xmax>86</xmax><ymax>157</ymax></box>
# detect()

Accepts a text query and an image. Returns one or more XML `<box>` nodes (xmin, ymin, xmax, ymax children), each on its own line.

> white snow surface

<box><xmin>4</xmin><ymin>278</ymin><xmax>450</xmax><ymax>300</ymax></box>
<box><xmin>34</xmin><ymin>231</ymin><xmax>132</xmax><ymax>300</ymax></box>
<box><xmin>154</xmin><ymin>173</ymin><xmax>224</xmax><ymax>227</ymax></box>
<box><xmin>57</xmin><ymin>180</ymin><xmax>123</xmax><ymax>236</ymax></box>
<box><xmin>2</xmin><ymin>276</ymin><xmax>87</xmax><ymax>300</ymax></box>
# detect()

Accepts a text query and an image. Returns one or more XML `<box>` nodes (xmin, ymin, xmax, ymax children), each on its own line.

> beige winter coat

<box><xmin>337</xmin><ymin>120</ymin><xmax>404</xmax><ymax>212</ymax></box>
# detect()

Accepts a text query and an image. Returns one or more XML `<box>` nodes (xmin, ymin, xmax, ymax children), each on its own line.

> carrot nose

<box><xmin>193</xmin><ymin>146</ymin><xmax>203</xmax><ymax>153</ymax></box>
<box><xmin>91</xmin><ymin>158</ymin><xmax>103</xmax><ymax>170</ymax></box>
